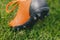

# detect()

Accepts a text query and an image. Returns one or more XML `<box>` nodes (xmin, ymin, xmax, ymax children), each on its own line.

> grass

<box><xmin>0</xmin><ymin>0</ymin><xmax>60</xmax><ymax>40</ymax></box>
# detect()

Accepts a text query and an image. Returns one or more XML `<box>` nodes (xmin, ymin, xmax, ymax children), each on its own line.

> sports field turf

<box><xmin>0</xmin><ymin>0</ymin><xmax>60</xmax><ymax>40</ymax></box>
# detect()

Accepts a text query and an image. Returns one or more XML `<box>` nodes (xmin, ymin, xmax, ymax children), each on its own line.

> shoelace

<box><xmin>6</xmin><ymin>0</ymin><xmax>19</xmax><ymax>13</ymax></box>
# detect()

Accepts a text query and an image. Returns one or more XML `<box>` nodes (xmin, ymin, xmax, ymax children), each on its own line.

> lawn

<box><xmin>0</xmin><ymin>0</ymin><xmax>60</xmax><ymax>40</ymax></box>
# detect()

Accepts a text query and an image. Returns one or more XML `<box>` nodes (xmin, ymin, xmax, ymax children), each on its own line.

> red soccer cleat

<box><xmin>6</xmin><ymin>0</ymin><xmax>49</xmax><ymax>31</ymax></box>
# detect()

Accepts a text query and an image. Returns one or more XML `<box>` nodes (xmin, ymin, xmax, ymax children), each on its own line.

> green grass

<box><xmin>0</xmin><ymin>0</ymin><xmax>60</xmax><ymax>40</ymax></box>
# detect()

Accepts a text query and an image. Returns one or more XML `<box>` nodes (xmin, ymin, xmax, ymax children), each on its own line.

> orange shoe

<box><xmin>6</xmin><ymin>0</ymin><xmax>49</xmax><ymax>31</ymax></box>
